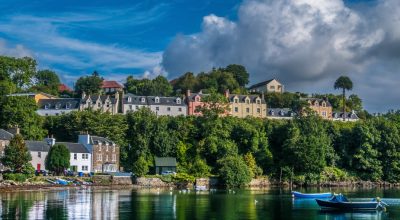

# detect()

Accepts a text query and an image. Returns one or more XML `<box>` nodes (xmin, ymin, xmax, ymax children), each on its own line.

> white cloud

<box><xmin>162</xmin><ymin>0</ymin><xmax>400</xmax><ymax>112</ymax></box>
<box><xmin>0</xmin><ymin>38</ymin><xmax>33</xmax><ymax>57</ymax></box>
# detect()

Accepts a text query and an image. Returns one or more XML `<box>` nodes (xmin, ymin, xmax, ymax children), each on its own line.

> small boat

<box><xmin>292</xmin><ymin>191</ymin><xmax>333</xmax><ymax>199</ymax></box>
<box><xmin>316</xmin><ymin>194</ymin><xmax>387</xmax><ymax>210</ymax></box>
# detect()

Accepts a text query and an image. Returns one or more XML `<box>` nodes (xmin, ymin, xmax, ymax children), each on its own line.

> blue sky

<box><xmin>1</xmin><ymin>0</ymin><xmax>399</xmax><ymax>112</ymax></box>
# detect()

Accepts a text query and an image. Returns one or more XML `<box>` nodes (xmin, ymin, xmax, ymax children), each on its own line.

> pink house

<box><xmin>186</xmin><ymin>90</ymin><xmax>207</xmax><ymax>116</ymax></box>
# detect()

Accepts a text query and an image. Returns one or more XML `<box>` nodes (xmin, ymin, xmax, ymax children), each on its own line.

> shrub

<box><xmin>320</xmin><ymin>167</ymin><xmax>356</xmax><ymax>182</ymax></box>
<box><xmin>3</xmin><ymin>173</ymin><xmax>29</xmax><ymax>182</ymax></box>
<box><xmin>218</xmin><ymin>155</ymin><xmax>252</xmax><ymax>188</ymax></box>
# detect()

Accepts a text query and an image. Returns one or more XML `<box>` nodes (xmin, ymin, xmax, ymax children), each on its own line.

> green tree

<box><xmin>0</xmin><ymin>56</ymin><xmax>37</xmax><ymax>89</ymax></box>
<box><xmin>196</xmin><ymin>90</ymin><xmax>230</xmax><ymax>119</ymax></box>
<box><xmin>0</xmin><ymin>96</ymin><xmax>46</xmax><ymax>139</ymax></box>
<box><xmin>132</xmin><ymin>155</ymin><xmax>150</xmax><ymax>176</ymax></box>
<box><xmin>223</xmin><ymin>64</ymin><xmax>249</xmax><ymax>87</ymax></box>
<box><xmin>1</xmin><ymin>134</ymin><xmax>32</xmax><ymax>173</ymax></box>
<box><xmin>218</xmin><ymin>155</ymin><xmax>252</xmax><ymax>188</ymax></box>
<box><xmin>334</xmin><ymin>76</ymin><xmax>353</xmax><ymax>121</ymax></box>
<box><xmin>75</xmin><ymin>71</ymin><xmax>103</xmax><ymax>95</ymax></box>
<box><xmin>171</xmin><ymin>72</ymin><xmax>198</xmax><ymax>94</ymax></box>
<box><xmin>243</xmin><ymin>152</ymin><xmax>262</xmax><ymax>178</ymax></box>
<box><xmin>45</xmin><ymin>144</ymin><xmax>70</xmax><ymax>175</ymax></box>
<box><xmin>0</xmin><ymin>79</ymin><xmax>16</xmax><ymax>95</ymax></box>
<box><xmin>152</xmin><ymin>75</ymin><xmax>173</xmax><ymax>96</ymax></box>
<box><xmin>31</xmin><ymin>69</ymin><xmax>61</xmax><ymax>95</ymax></box>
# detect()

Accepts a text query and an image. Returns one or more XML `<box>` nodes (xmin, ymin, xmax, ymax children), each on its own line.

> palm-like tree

<box><xmin>334</xmin><ymin>76</ymin><xmax>353</xmax><ymax>121</ymax></box>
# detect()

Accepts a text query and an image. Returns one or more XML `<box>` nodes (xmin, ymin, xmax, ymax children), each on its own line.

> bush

<box><xmin>172</xmin><ymin>173</ymin><xmax>195</xmax><ymax>184</ymax></box>
<box><xmin>218</xmin><ymin>155</ymin><xmax>252</xmax><ymax>188</ymax></box>
<box><xmin>3</xmin><ymin>173</ymin><xmax>29</xmax><ymax>182</ymax></box>
<box><xmin>320</xmin><ymin>167</ymin><xmax>356</xmax><ymax>182</ymax></box>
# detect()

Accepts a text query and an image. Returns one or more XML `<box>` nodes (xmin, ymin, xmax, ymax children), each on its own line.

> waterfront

<box><xmin>0</xmin><ymin>187</ymin><xmax>399</xmax><ymax>219</ymax></box>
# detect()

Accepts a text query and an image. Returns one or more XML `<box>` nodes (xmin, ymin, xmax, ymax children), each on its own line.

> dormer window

<box><xmin>322</xmin><ymin>102</ymin><xmax>326</xmax><ymax>107</ymax></box>
<box><xmin>128</xmin><ymin>97</ymin><xmax>132</xmax><ymax>102</ymax></box>
<box><xmin>234</xmin><ymin>98</ymin><xmax>239</xmax><ymax>103</ymax></box>
<box><xmin>66</xmin><ymin>103</ymin><xmax>71</xmax><ymax>110</ymax></box>
<box><xmin>155</xmin><ymin>97</ymin><xmax>160</xmax><ymax>103</ymax></box>
<box><xmin>55</xmin><ymin>103</ymin><xmax>61</xmax><ymax>110</ymax></box>
<box><xmin>270</xmin><ymin>110</ymin><xmax>274</xmax><ymax>116</ymax></box>
<box><xmin>314</xmin><ymin>101</ymin><xmax>319</xmax><ymax>107</ymax></box>
<box><xmin>44</xmin><ymin>104</ymin><xmax>50</xmax><ymax>110</ymax></box>
<box><xmin>141</xmin><ymin>97</ymin><xmax>145</xmax><ymax>103</ymax></box>
<box><xmin>245</xmin><ymin>99</ymin><xmax>250</xmax><ymax>104</ymax></box>
<box><xmin>256</xmin><ymin>99</ymin><xmax>261</xmax><ymax>104</ymax></box>
<box><xmin>176</xmin><ymin>98</ymin><xmax>181</xmax><ymax>104</ymax></box>
<box><xmin>195</xmin><ymin>96</ymin><xmax>200</xmax><ymax>102</ymax></box>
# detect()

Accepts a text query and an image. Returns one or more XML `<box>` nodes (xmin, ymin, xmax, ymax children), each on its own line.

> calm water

<box><xmin>0</xmin><ymin>187</ymin><xmax>399</xmax><ymax>219</ymax></box>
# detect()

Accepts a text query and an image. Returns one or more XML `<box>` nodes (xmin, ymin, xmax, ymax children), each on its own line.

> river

<box><xmin>0</xmin><ymin>187</ymin><xmax>399</xmax><ymax>219</ymax></box>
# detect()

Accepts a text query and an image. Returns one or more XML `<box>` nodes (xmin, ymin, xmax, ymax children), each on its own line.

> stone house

<box><xmin>37</xmin><ymin>98</ymin><xmax>81</xmax><ymax>116</ymax></box>
<box><xmin>102</xmin><ymin>80</ymin><xmax>124</xmax><ymax>94</ymax></box>
<box><xmin>78</xmin><ymin>134</ymin><xmax>119</xmax><ymax>173</ymax></box>
<box><xmin>122</xmin><ymin>94</ymin><xmax>187</xmax><ymax>116</ymax></box>
<box><xmin>185</xmin><ymin>90</ymin><xmax>209</xmax><ymax>116</ymax></box>
<box><xmin>80</xmin><ymin>93</ymin><xmax>119</xmax><ymax>115</ymax></box>
<box><xmin>249</xmin><ymin>79</ymin><xmax>284</xmax><ymax>93</ymax></box>
<box><xmin>302</xmin><ymin>97</ymin><xmax>333</xmax><ymax>119</ymax></box>
<box><xmin>225</xmin><ymin>90</ymin><xmax>267</xmax><ymax>118</ymax></box>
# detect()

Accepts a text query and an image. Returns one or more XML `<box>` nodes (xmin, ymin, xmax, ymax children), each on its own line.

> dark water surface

<box><xmin>0</xmin><ymin>187</ymin><xmax>399</xmax><ymax>219</ymax></box>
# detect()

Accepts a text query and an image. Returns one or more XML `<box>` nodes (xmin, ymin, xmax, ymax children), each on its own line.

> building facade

<box><xmin>267</xmin><ymin>108</ymin><xmax>296</xmax><ymax>120</ymax></box>
<box><xmin>122</xmin><ymin>94</ymin><xmax>187</xmax><ymax>116</ymax></box>
<box><xmin>102</xmin><ymin>80</ymin><xmax>124</xmax><ymax>94</ymax></box>
<box><xmin>80</xmin><ymin>93</ymin><xmax>119</xmax><ymax>115</ymax></box>
<box><xmin>26</xmin><ymin>140</ymin><xmax>50</xmax><ymax>171</ymax></box>
<box><xmin>78</xmin><ymin>134</ymin><xmax>119</xmax><ymax>173</ymax></box>
<box><xmin>225</xmin><ymin>90</ymin><xmax>267</xmax><ymax>118</ymax></box>
<box><xmin>249</xmin><ymin>79</ymin><xmax>284</xmax><ymax>93</ymax></box>
<box><xmin>185</xmin><ymin>90</ymin><xmax>208</xmax><ymax>116</ymax></box>
<box><xmin>303</xmin><ymin>98</ymin><xmax>333</xmax><ymax>119</ymax></box>
<box><xmin>58</xmin><ymin>142</ymin><xmax>91</xmax><ymax>173</ymax></box>
<box><xmin>37</xmin><ymin>98</ymin><xmax>81</xmax><ymax>116</ymax></box>
<box><xmin>332</xmin><ymin>111</ymin><xmax>360</xmax><ymax>122</ymax></box>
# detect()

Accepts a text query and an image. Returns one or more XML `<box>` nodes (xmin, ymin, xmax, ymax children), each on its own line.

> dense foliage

<box><xmin>1</xmin><ymin>134</ymin><xmax>33</xmax><ymax>173</ymax></box>
<box><xmin>75</xmin><ymin>71</ymin><xmax>103</xmax><ymax>95</ymax></box>
<box><xmin>45</xmin><ymin>144</ymin><xmax>70</xmax><ymax>175</ymax></box>
<box><xmin>125</xmin><ymin>75</ymin><xmax>173</xmax><ymax>96</ymax></box>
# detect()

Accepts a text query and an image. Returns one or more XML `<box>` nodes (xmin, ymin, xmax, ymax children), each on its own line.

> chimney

<box><xmin>7</xmin><ymin>125</ymin><xmax>20</xmax><ymax>135</ymax></box>
<box><xmin>186</xmin><ymin>90</ymin><xmax>191</xmax><ymax>97</ymax></box>
<box><xmin>261</xmin><ymin>92</ymin><xmax>265</xmax><ymax>100</ymax></box>
<box><xmin>224</xmin><ymin>89</ymin><xmax>230</xmax><ymax>98</ymax></box>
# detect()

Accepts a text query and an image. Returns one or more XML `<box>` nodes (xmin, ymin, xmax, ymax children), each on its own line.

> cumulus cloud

<box><xmin>0</xmin><ymin>38</ymin><xmax>33</xmax><ymax>57</ymax></box>
<box><xmin>162</xmin><ymin>0</ymin><xmax>400</xmax><ymax>112</ymax></box>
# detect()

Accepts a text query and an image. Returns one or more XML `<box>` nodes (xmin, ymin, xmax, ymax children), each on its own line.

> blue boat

<box><xmin>316</xmin><ymin>194</ymin><xmax>387</xmax><ymax>210</ymax></box>
<box><xmin>292</xmin><ymin>191</ymin><xmax>333</xmax><ymax>199</ymax></box>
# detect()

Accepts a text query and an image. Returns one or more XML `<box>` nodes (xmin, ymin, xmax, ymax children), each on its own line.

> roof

<box><xmin>82</xmin><ymin>95</ymin><xmax>118</xmax><ymax>104</ymax></box>
<box><xmin>38</xmin><ymin>98</ymin><xmax>81</xmax><ymax>110</ymax></box>
<box><xmin>57</xmin><ymin>142</ymin><xmax>89</xmax><ymax>153</ymax></box>
<box><xmin>102</xmin><ymin>81</ymin><xmax>123</xmax><ymax>89</ymax></box>
<box><xmin>155</xmin><ymin>157</ymin><xmax>177</xmax><ymax>167</ymax></box>
<box><xmin>186</xmin><ymin>92</ymin><xmax>210</xmax><ymax>101</ymax></box>
<box><xmin>7</xmin><ymin>92</ymin><xmax>56</xmax><ymax>98</ymax></box>
<box><xmin>301</xmin><ymin>97</ymin><xmax>332</xmax><ymax>107</ymax></box>
<box><xmin>0</xmin><ymin>129</ymin><xmax>14</xmax><ymax>140</ymax></box>
<box><xmin>25</xmin><ymin>141</ymin><xmax>50</xmax><ymax>152</ymax></box>
<box><xmin>228</xmin><ymin>94</ymin><xmax>266</xmax><ymax>104</ymax></box>
<box><xmin>249</xmin><ymin>79</ymin><xmax>280</xmax><ymax>89</ymax></box>
<box><xmin>332</xmin><ymin>111</ymin><xmax>360</xmax><ymax>120</ymax></box>
<box><xmin>268</xmin><ymin>108</ymin><xmax>296</xmax><ymax>117</ymax></box>
<box><xmin>90</xmin><ymin>136</ymin><xmax>114</xmax><ymax>145</ymax></box>
<box><xmin>58</xmin><ymin>84</ymin><xmax>72</xmax><ymax>92</ymax></box>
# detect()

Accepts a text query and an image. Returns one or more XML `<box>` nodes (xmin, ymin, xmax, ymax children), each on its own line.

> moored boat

<box><xmin>316</xmin><ymin>194</ymin><xmax>387</xmax><ymax>210</ymax></box>
<box><xmin>292</xmin><ymin>191</ymin><xmax>333</xmax><ymax>199</ymax></box>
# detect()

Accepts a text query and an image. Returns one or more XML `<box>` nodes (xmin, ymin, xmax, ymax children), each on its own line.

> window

<box><xmin>129</xmin><ymin>105</ymin><xmax>133</xmax><ymax>110</ymax></box>
<box><xmin>270</xmin><ymin>86</ymin><xmax>275</xmax><ymax>90</ymax></box>
<box><xmin>112</xmin><ymin>154</ymin><xmax>116</xmax><ymax>162</ymax></box>
<box><xmin>155</xmin><ymin>97</ymin><xmax>160</xmax><ymax>103</ymax></box>
<box><xmin>245</xmin><ymin>99</ymin><xmax>250</xmax><ymax>104</ymax></box>
<box><xmin>176</xmin><ymin>98</ymin><xmax>181</xmax><ymax>104</ymax></box>
<box><xmin>257</xmin><ymin>108</ymin><xmax>261</xmax><ymax>113</ymax></box>
<box><xmin>322</xmin><ymin>111</ymin><xmax>327</xmax><ymax>117</ymax></box>
<box><xmin>256</xmin><ymin>100</ymin><xmax>261</xmax><ymax>104</ymax></box>
<box><xmin>113</xmin><ymin>145</ymin><xmax>116</xmax><ymax>152</ymax></box>
<box><xmin>82</xmin><ymin>166</ymin><xmax>88</xmax><ymax>171</ymax></box>
<box><xmin>97</xmin><ymin>154</ymin><xmax>102</xmax><ymax>161</ymax></box>
<box><xmin>322</xmin><ymin>102</ymin><xmax>326</xmax><ymax>107</ymax></box>
<box><xmin>246</xmin><ymin>108</ymin><xmax>250</xmax><ymax>113</ymax></box>
<box><xmin>99</xmin><ymin>145</ymin><xmax>102</xmax><ymax>152</ymax></box>
<box><xmin>55</xmin><ymin>113</ymin><xmax>59</xmax><ymax>116</ymax></box>
<box><xmin>136</xmin><ymin>106</ymin><xmax>139</xmax><ymax>109</ymax></box>
<box><xmin>167</xmin><ymin>107</ymin><xmax>171</xmax><ymax>111</ymax></box>
<box><xmin>106</xmin><ymin>145</ymin><xmax>109</xmax><ymax>152</ymax></box>
<box><xmin>66</xmin><ymin>103</ymin><xmax>71</xmax><ymax>110</ymax></box>
<box><xmin>234</xmin><ymin>98</ymin><xmax>238</xmax><ymax>103</ymax></box>
<box><xmin>106</xmin><ymin>155</ymin><xmax>109</xmax><ymax>161</ymax></box>
<box><xmin>195</xmin><ymin>97</ymin><xmax>200</xmax><ymax>102</ymax></box>
<box><xmin>156</xmin><ymin>107</ymin><xmax>159</xmax><ymax>111</ymax></box>
<box><xmin>44</xmin><ymin>104</ymin><xmax>49</xmax><ymax>110</ymax></box>
<box><xmin>234</xmin><ymin>107</ymin><xmax>239</xmax><ymax>112</ymax></box>
<box><xmin>74</xmin><ymin>153</ymin><xmax>77</xmax><ymax>160</ymax></box>
<box><xmin>178</xmin><ymin>108</ymin><xmax>182</xmax><ymax>112</ymax></box>
<box><xmin>45</xmin><ymin>113</ymin><xmax>49</xmax><ymax>116</ymax></box>
<box><xmin>98</xmin><ymin>102</ymin><xmax>101</xmax><ymax>107</ymax></box>
<box><xmin>55</xmin><ymin>104</ymin><xmax>60</xmax><ymax>110</ymax></box>
<box><xmin>38</xmin><ymin>152</ymin><xmax>41</xmax><ymax>158</ymax></box>
<box><xmin>141</xmin><ymin>97</ymin><xmax>145</xmax><ymax>103</ymax></box>
<box><xmin>128</xmin><ymin>97</ymin><xmax>132</xmax><ymax>102</ymax></box>
<box><xmin>315</xmin><ymin>101</ymin><xmax>319</xmax><ymax>107</ymax></box>
<box><xmin>82</xmin><ymin>154</ymin><xmax>88</xmax><ymax>159</ymax></box>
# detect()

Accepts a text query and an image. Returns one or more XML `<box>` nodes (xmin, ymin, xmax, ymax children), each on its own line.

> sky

<box><xmin>0</xmin><ymin>0</ymin><xmax>399</xmax><ymax>112</ymax></box>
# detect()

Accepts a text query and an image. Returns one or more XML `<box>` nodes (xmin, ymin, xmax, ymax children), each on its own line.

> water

<box><xmin>0</xmin><ymin>187</ymin><xmax>400</xmax><ymax>219</ymax></box>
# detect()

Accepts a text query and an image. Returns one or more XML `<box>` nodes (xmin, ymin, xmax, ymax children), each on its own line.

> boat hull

<box><xmin>292</xmin><ymin>191</ymin><xmax>332</xmax><ymax>199</ymax></box>
<box><xmin>316</xmin><ymin>199</ymin><xmax>379</xmax><ymax>210</ymax></box>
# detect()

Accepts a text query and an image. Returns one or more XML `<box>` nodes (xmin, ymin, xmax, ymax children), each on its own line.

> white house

<box><xmin>37</xmin><ymin>98</ymin><xmax>81</xmax><ymax>116</ymax></box>
<box><xmin>26</xmin><ymin>140</ymin><xmax>50</xmax><ymax>171</ymax></box>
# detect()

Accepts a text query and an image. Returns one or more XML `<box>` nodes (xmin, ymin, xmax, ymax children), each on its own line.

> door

<box><xmin>37</xmin><ymin>163</ymin><xmax>41</xmax><ymax>171</ymax></box>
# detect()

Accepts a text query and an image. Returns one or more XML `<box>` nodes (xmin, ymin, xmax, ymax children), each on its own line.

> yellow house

<box><xmin>225</xmin><ymin>90</ymin><xmax>267</xmax><ymax>118</ymax></box>
<box><xmin>249</xmin><ymin>79</ymin><xmax>284</xmax><ymax>93</ymax></box>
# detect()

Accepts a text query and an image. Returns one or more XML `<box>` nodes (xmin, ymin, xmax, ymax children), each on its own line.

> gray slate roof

<box><xmin>82</xmin><ymin>95</ymin><xmax>117</xmax><ymax>104</ymax></box>
<box><xmin>332</xmin><ymin>112</ymin><xmax>360</xmax><ymax>120</ymax></box>
<box><xmin>91</xmin><ymin>136</ymin><xmax>114</xmax><ymax>145</ymax></box>
<box><xmin>38</xmin><ymin>98</ymin><xmax>81</xmax><ymax>110</ymax></box>
<box><xmin>249</xmin><ymin>79</ymin><xmax>279</xmax><ymax>89</ymax></box>
<box><xmin>155</xmin><ymin>157</ymin><xmax>177</xmax><ymax>167</ymax></box>
<box><xmin>123</xmin><ymin>94</ymin><xmax>185</xmax><ymax>106</ymax></box>
<box><xmin>228</xmin><ymin>94</ymin><xmax>266</xmax><ymax>104</ymax></box>
<box><xmin>301</xmin><ymin>97</ymin><xmax>332</xmax><ymax>107</ymax></box>
<box><xmin>26</xmin><ymin>141</ymin><xmax>50</xmax><ymax>152</ymax></box>
<box><xmin>57</xmin><ymin>142</ymin><xmax>89</xmax><ymax>153</ymax></box>
<box><xmin>186</xmin><ymin>92</ymin><xmax>210</xmax><ymax>101</ymax></box>
<box><xmin>0</xmin><ymin>129</ymin><xmax>14</xmax><ymax>140</ymax></box>
<box><xmin>268</xmin><ymin>108</ymin><xmax>296</xmax><ymax>117</ymax></box>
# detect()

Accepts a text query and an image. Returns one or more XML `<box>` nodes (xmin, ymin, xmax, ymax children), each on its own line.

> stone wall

<box><xmin>112</xmin><ymin>176</ymin><xmax>133</xmax><ymax>185</ymax></box>
<box><xmin>133</xmin><ymin>177</ymin><xmax>175</xmax><ymax>187</ymax></box>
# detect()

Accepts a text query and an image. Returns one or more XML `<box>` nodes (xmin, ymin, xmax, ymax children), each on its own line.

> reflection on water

<box><xmin>0</xmin><ymin>188</ymin><xmax>399</xmax><ymax>219</ymax></box>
